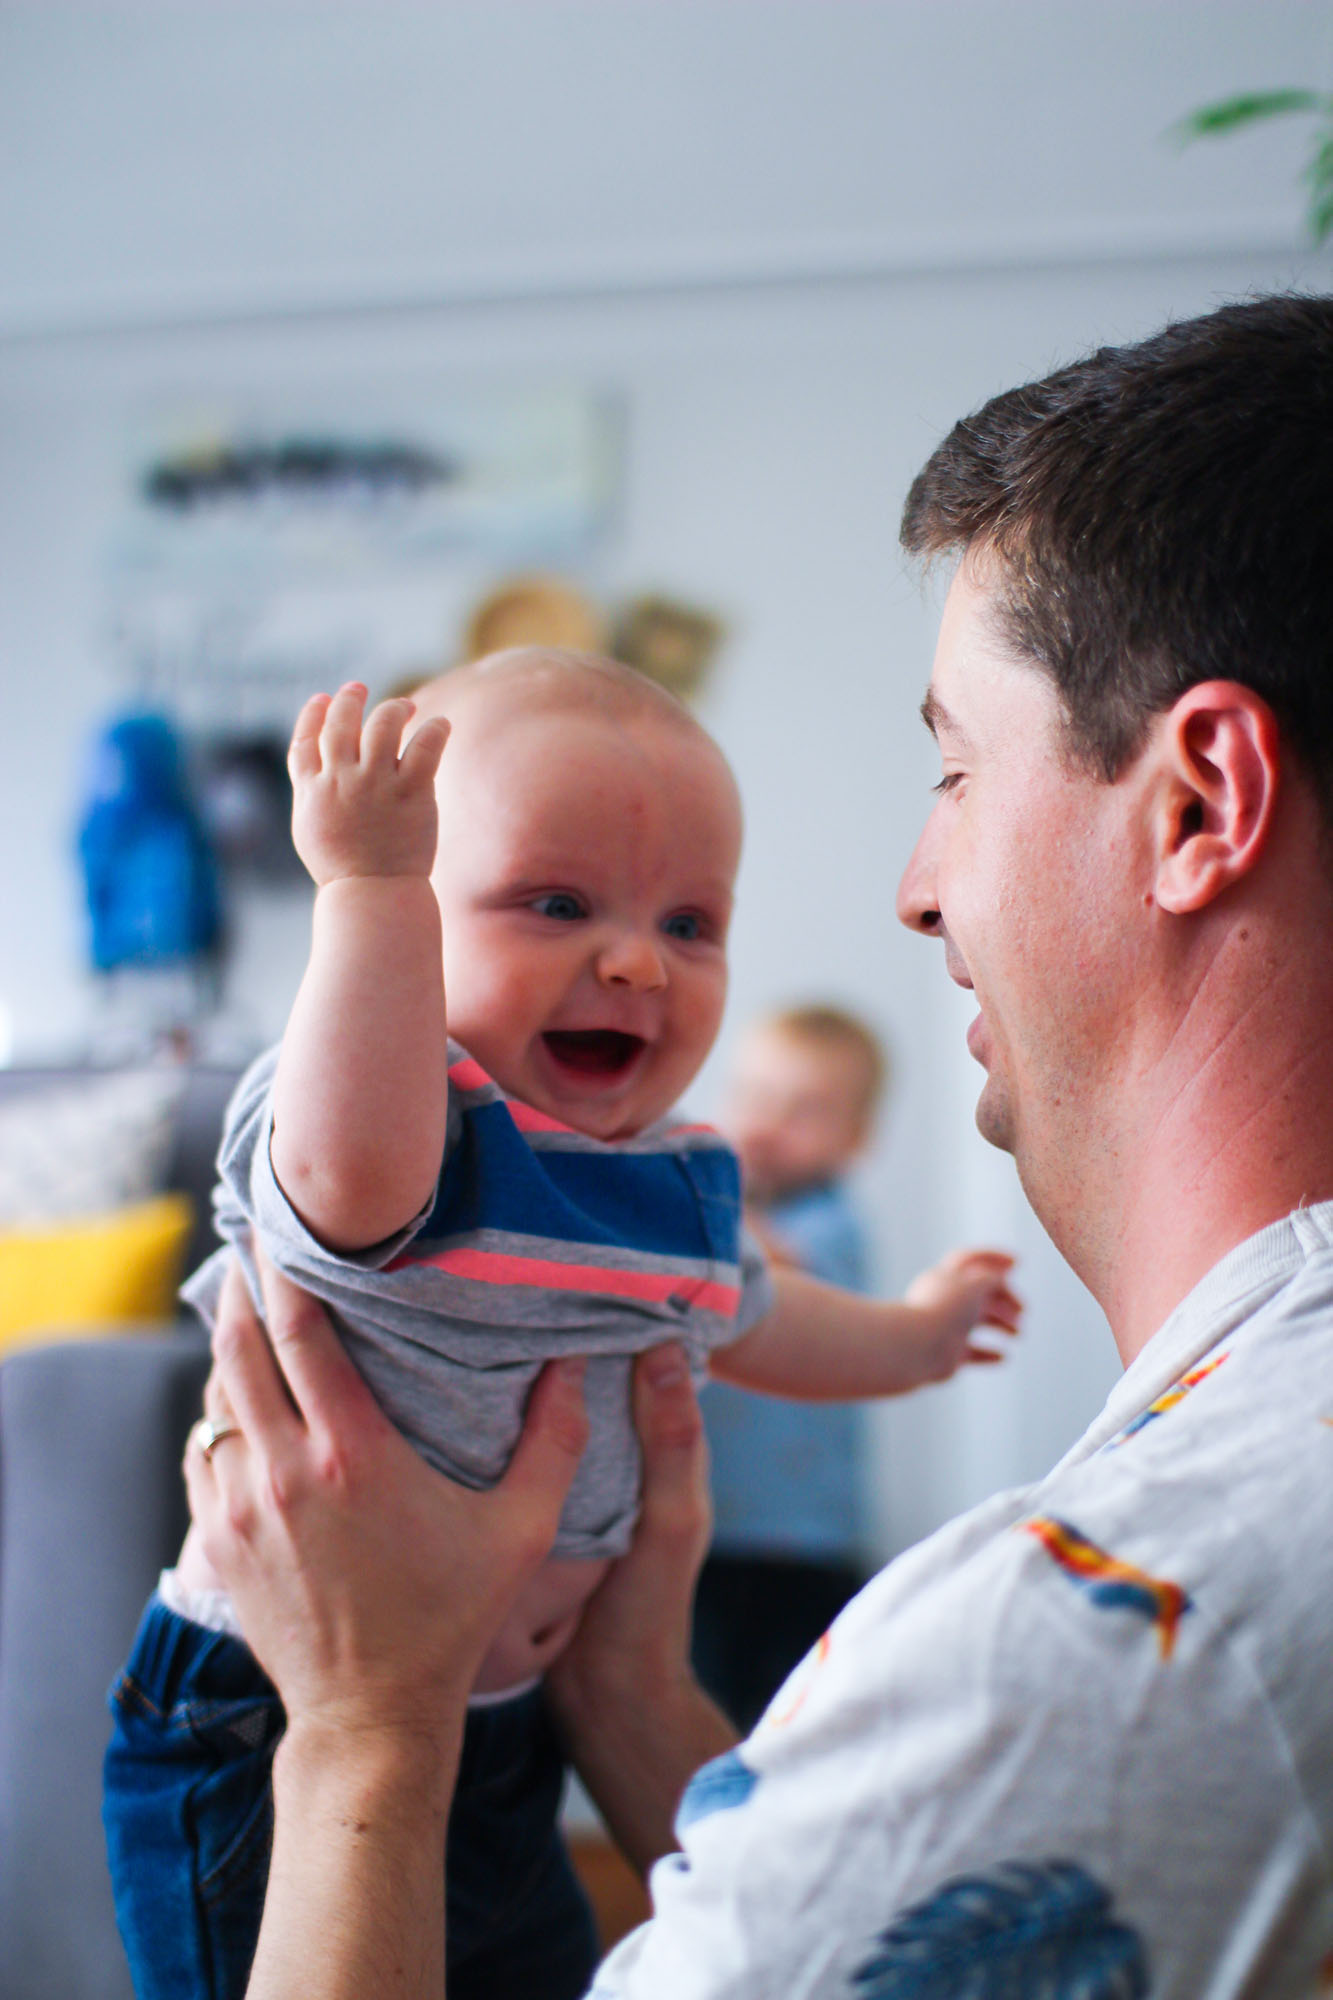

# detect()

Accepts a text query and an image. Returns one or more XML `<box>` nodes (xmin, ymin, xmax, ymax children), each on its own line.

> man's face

<box><xmin>722</xmin><ymin>1028</ymin><xmax>868</xmax><ymax>1206</ymax></box>
<box><xmin>895</xmin><ymin>564</ymin><xmax>1154</xmax><ymax>1192</ymax></box>
<box><xmin>430</xmin><ymin>705</ymin><xmax>741</xmax><ymax>1140</ymax></box>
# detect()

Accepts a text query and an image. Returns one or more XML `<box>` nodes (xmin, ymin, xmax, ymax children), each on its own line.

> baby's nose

<box><xmin>597</xmin><ymin>930</ymin><xmax>668</xmax><ymax>990</ymax></box>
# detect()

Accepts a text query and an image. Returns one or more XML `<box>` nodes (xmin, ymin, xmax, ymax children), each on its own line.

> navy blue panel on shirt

<box><xmin>419</xmin><ymin>1100</ymin><xmax>741</xmax><ymax>1261</ymax></box>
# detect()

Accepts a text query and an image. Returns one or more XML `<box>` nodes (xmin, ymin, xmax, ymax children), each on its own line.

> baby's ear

<box><xmin>1151</xmin><ymin>682</ymin><xmax>1280</xmax><ymax>915</ymax></box>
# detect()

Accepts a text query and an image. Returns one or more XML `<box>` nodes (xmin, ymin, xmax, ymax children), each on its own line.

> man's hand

<box><xmin>288</xmin><ymin>682</ymin><xmax>450</xmax><ymax>888</ymax></box>
<box><xmin>551</xmin><ymin>1344</ymin><xmax>712</xmax><ymax>1714</ymax></box>
<box><xmin>546</xmin><ymin>1344</ymin><xmax>738</xmax><ymax>1877</ymax></box>
<box><xmin>185</xmin><ymin>1254</ymin><xmax>587</xmax><ymax>1750</ymax></box>
<box><xmin>903</xmin><ymin>1246</ymin><xmax>1023</xmax><ymax>1378</ymax></box>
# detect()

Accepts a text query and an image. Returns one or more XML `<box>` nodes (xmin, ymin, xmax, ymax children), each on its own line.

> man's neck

<box><xmin>1101</xmin><ymin>1153</ymin><xmax>1332</xmax><ymax>1369</ymax></box>
<box><xmin>1037</xmin><ymin>913</ymin><xmax>1333</xmax><ymax>1369</ymax></box>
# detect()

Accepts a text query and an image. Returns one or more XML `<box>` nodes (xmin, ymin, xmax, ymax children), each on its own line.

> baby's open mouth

<box><xmin>543</xmin><ymin>1030</ymin><xmax>646</xmax><ymax>1077</ymax></box>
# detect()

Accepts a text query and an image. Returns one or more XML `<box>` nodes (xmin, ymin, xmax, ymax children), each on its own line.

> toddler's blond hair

<box><xmin>760</xmin><ymin>1005</ymin><xmax>889</xmax><ymax>1124</ymax></box>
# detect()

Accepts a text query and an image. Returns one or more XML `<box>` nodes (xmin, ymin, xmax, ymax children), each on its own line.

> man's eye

<box><xmin>931</xmin><ymin>772</ymin><xmax>963</xmax><ymax>795</ymax></box>
<box><xmin>662</xmin><ymin>911</ymin><xmax>704</xmax><ymax>942</ymax></box>
<box><xmin>531</xmin><ymin>893</ymin><xmax>585</xmax><ymax>921</ymax></box>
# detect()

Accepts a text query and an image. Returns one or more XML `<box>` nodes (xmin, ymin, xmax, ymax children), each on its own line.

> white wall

<box><xmin>2</xmin><ymin>1</ymin><xmax>1329</xmax><ymax>1553</ymax></box>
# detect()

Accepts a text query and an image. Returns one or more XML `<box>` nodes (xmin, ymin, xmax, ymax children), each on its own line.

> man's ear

<box><xmin>1153</xmin><ymin>682</ymin><xmax>1281</xmax><ymax>915</ymax></box>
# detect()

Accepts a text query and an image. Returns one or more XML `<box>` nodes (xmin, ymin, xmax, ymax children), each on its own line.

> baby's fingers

<box><xmin>399</xmin><ymin>714</ymin><xmax>450</xmax><ymax>788</ymax></box>
<box><xmin>958</xmin><ymin>1249</ymin><xmax>1016</xmax><ymax>1279</ymax></box>
<box><xmin>360</xmin><ymin>695</ymin><xmax>417</xmax><ymax>770</ymax></box>
<box><xmin>288</xmin><ymin>692</ymin><xmax>333</xmax><ymax>781</ymax></box>
<box><xmin>320</xmin><ymin>681</ymin><xmax>369</xmax><ymax>767</ymax></box>
<box><xmin>980</xmin><ymin>1282</ymin><xmax>1024</xmax><ymax>1333</ymax></box>
<box><xmin>963</xmin><ymin>1284</ymin><xmax>1023</xmax><ymax>1365</ymax></box>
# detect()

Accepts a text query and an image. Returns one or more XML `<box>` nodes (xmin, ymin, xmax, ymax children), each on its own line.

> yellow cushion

<box><xmin>0</xmin><ymin>1193</ymin><xmax>194</xmax><ymax>1356</ymax></box>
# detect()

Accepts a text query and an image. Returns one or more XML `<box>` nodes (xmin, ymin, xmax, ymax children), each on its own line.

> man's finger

<box><xmin>183</xmin><ymin>1429</ymin><xmax>217</xmax><ymax>1519</ymax></box>
<box><xmin>635</xmin><ymin>1343</ymin><xmax>705</xmax><ymax>1460</ymax></box>
<box><xmin>500</xmin><ymin>1358</ymin><xmax>589</xmax><ymax>1518</ymax></box>
<box><xmin>200</xmin><ymin>1362</ymin><xmax>238</xmax><ymax>1432</ymax></box>
<box><xmin>251</xmin><ymin>1245</ymin><xmax>386</xmax><ymax>1443</ymax></box>
<box><xmin>209</xmin><ymin>1257</ymin><xmax>303</xmax><ymax>1447</ymax></box>
<box><xmin>632</xmin><ymin>1343</ymin><xmax>712</xmax><ymax>1554</ymax></box>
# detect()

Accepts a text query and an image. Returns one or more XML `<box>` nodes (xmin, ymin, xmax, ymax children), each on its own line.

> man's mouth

<box><xmin>542</xmin><ymin>1030</ymin><xmax>647</xmax><ymax>1079</ymax></box>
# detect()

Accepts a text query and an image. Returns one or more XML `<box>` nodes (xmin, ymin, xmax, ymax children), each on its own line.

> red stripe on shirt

<box><xmin>447</xmin><ymin>1057</ymin><xmax>724</xmax><ymax>1145</ymax></box>
<box><xmin>392</xmin><ymin>1243</ymin><xmax>740</xmax><ymax>1314</ymax></box>
<box><xmin>446</xmin><ymin>1057</ymin><xmax>579</xmax><ymax>1132</ymax></box>
<box><xmin>447</xmin><ymin>1056</ymin><xmax>494</xmax><ymax>1093</ymax></box>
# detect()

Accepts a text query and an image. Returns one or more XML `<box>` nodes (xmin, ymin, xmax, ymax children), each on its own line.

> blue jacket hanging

<box><xmin>77</xmin><ymin>712</ymin><xmax>223</xmax><ymax>972</ymax></box>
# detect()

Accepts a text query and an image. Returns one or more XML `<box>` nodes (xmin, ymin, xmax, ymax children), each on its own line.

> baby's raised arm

<box><xmin>713</xmin><ymin>1247</ymin><xmax>1022</xmax><ymax>1400</ymax></box>
<box><xmin>270</xmin><ymin>683</ymin><xmax>451</xmax><ymax>1252</ymax></box>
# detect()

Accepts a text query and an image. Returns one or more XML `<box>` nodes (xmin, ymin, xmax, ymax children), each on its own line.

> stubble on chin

<box><xmin>974</xmin><ymin>1075</ymin><xmax>1017</xmax><ymax>1157</ymax></box>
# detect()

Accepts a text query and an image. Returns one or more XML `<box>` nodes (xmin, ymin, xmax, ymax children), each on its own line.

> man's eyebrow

<box><xmin>920</xmin><ymin>689</ymin><xmax>956</xmax><ymax>739</ymax></box>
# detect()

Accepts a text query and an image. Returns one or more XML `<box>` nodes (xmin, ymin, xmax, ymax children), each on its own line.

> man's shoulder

<box><xmin>613</xmin><ymin>1302</ymin><xmax>1333</xmax><ymax>2000</ymax></box>
<box><xmin>987</xmin><ymin>1303</ymin><xmax>1333</xmax><ymax>1783</ymax></box>
<box><xmin>838</xmin><ymin>1292</ymin><xmax>1331</xmax><ymax>1704</ymax></box>
<box><xmin>1102</xmin><ymin>1290</ymin><xmax>1331</xmax><ymax>1579</ymax></box>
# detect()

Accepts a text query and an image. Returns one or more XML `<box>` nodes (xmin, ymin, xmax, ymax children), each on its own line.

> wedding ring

<box><xmin>194</xmin><ymin>1417</ymin><xmax>242</xmax><ymax>1461</ymax></box>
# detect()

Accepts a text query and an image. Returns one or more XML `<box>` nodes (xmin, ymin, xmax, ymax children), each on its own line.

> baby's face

<box><xmin>723</xmin><ymin>1029</ymin><xmax>869</xmax><ymax>1204</ymax></box>
<box><xmin>429</xmin><ymin>702</ymin><xmax>741</xmax><ymax>1140</ymax></box>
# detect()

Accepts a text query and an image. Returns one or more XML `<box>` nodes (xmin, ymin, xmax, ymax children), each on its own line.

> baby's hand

<box><xmin>904</xmin><ymin>1247</ymin><xmax>1022</xmax><ymax>1380</ymax></box>
<box><xmin>288</xmin><ymin>682</ymin><xmax>450</xmax><ymax>887</ymax></box>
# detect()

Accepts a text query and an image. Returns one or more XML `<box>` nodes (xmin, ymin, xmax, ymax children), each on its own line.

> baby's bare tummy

<box><xmin>176</xmin><ymin>1527</ymin><xmax>609</xmax><ymax>1698</ymax></box>
<box><xmin>472</xmin><ymin>1554</ymin><xmax>612</xmax><ymax>1695</ymax></box>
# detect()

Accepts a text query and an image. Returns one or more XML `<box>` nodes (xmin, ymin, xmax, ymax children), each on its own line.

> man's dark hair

<box><xmin>901</xmin><ymin>293</ymin><xmax>1333</xmax><ymax>809</ymax></box>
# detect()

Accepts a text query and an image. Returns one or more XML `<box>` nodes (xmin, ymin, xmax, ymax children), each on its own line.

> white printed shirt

<box><xmin>593</xmin><ymin>1204</ymin><xmax>1333</xmax><ymax>1998</ymax></box>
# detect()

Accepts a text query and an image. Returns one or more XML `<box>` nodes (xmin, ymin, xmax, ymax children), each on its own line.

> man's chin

<box><xmin>974</xmin><ymin>1078</ymin><xmax>1016</xmax><ymax>1155</ymax></box>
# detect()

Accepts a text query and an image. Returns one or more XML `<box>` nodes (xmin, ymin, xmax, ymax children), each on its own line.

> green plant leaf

<box><xmin>1172</xmin><ymin>89</ymin><xmax>1327</xmax><ymax>142</ymax></box>
<box><xmin>1309</xmin><ymin>180</ymin><xmax>1333</xmax><ymax>243</ymax></box>
<box><xmin>1302</xmin><ymin>122</ymin><xmax>1333</xmax><ymax>241</ymax></box>
<box><xmin>1302</xmin><ymin>129</ymin><xmax>1333</xmax><ymax>187</ymax></box>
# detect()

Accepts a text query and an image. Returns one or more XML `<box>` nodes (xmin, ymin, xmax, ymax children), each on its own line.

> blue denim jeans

<box><xmin>104</xmin><ymin>1597</ymin><xmax>599</xmax><ymax>2000</ymax></box>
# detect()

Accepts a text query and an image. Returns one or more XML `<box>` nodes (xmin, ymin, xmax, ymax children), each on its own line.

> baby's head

<box><xmin>408</xmin><ymin>647</ymin><xmax>742</xmax><ymax>1140</ymax></box>
<box><xmin>723</xmin><ymin>1005</ymin><xmax>889</xmax><ymax>1205</ymax></box>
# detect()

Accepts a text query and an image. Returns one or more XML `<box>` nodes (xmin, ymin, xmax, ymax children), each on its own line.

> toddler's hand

<box><xmin>288</xmin><ymin>683</ymin><xmax>450</xmax><ymax>887</ymax></box>
<box><xmin>904</xmin><ymin>1247</ymin><xmax>1022</xmax><ymax>1380</ymax></box>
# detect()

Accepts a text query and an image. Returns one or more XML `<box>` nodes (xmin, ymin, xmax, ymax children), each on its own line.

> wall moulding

<box><xmin>0</xmin><ymin>208</ymin><xmax>1302</xmax><ymax>349</ymax></box>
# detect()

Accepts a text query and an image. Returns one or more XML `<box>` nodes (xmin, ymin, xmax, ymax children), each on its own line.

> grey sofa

<box><xmin>0</xmin><ymin>1066</ymin><xmax>238</xmax><ymax>2000</ymax></box>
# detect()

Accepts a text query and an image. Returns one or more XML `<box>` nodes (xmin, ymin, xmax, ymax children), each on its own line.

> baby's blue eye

<box><xmin>531</xmin><ymin>892</ymin><xmax>585</xmax><ymax>922</ymax></box>
<box><xmin>662</xmin><ymin>911</ymin><xmax>703</xmax><ymax>942</ymax></box>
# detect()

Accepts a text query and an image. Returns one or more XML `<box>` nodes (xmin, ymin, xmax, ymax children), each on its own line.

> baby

<box><xmin>105</xmin><ymin>649</ymin><xmax>1020</xmax><ymax>2000</ymax></box>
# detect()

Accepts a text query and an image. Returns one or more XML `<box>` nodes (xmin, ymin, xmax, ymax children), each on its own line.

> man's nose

<box><xmin>896</xmin><ymin>824</ymin><xmax>942</xmax><ymax>936</ymax></box>
<box><xmin>597</xmin><ymin>928</ymin><xmax>668</xmax><ymax>990</ymax></box>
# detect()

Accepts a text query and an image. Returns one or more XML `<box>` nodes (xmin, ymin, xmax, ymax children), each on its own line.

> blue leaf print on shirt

<box><xmin>676</xmin><ymin>1748</ymin><xmax>759</xmax><ymax>1830</ymax></box>
<box><xmin>851</xmin><ymin>1860</ymin><xmax>1148</xmax><ymax>1999</ymax></box>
